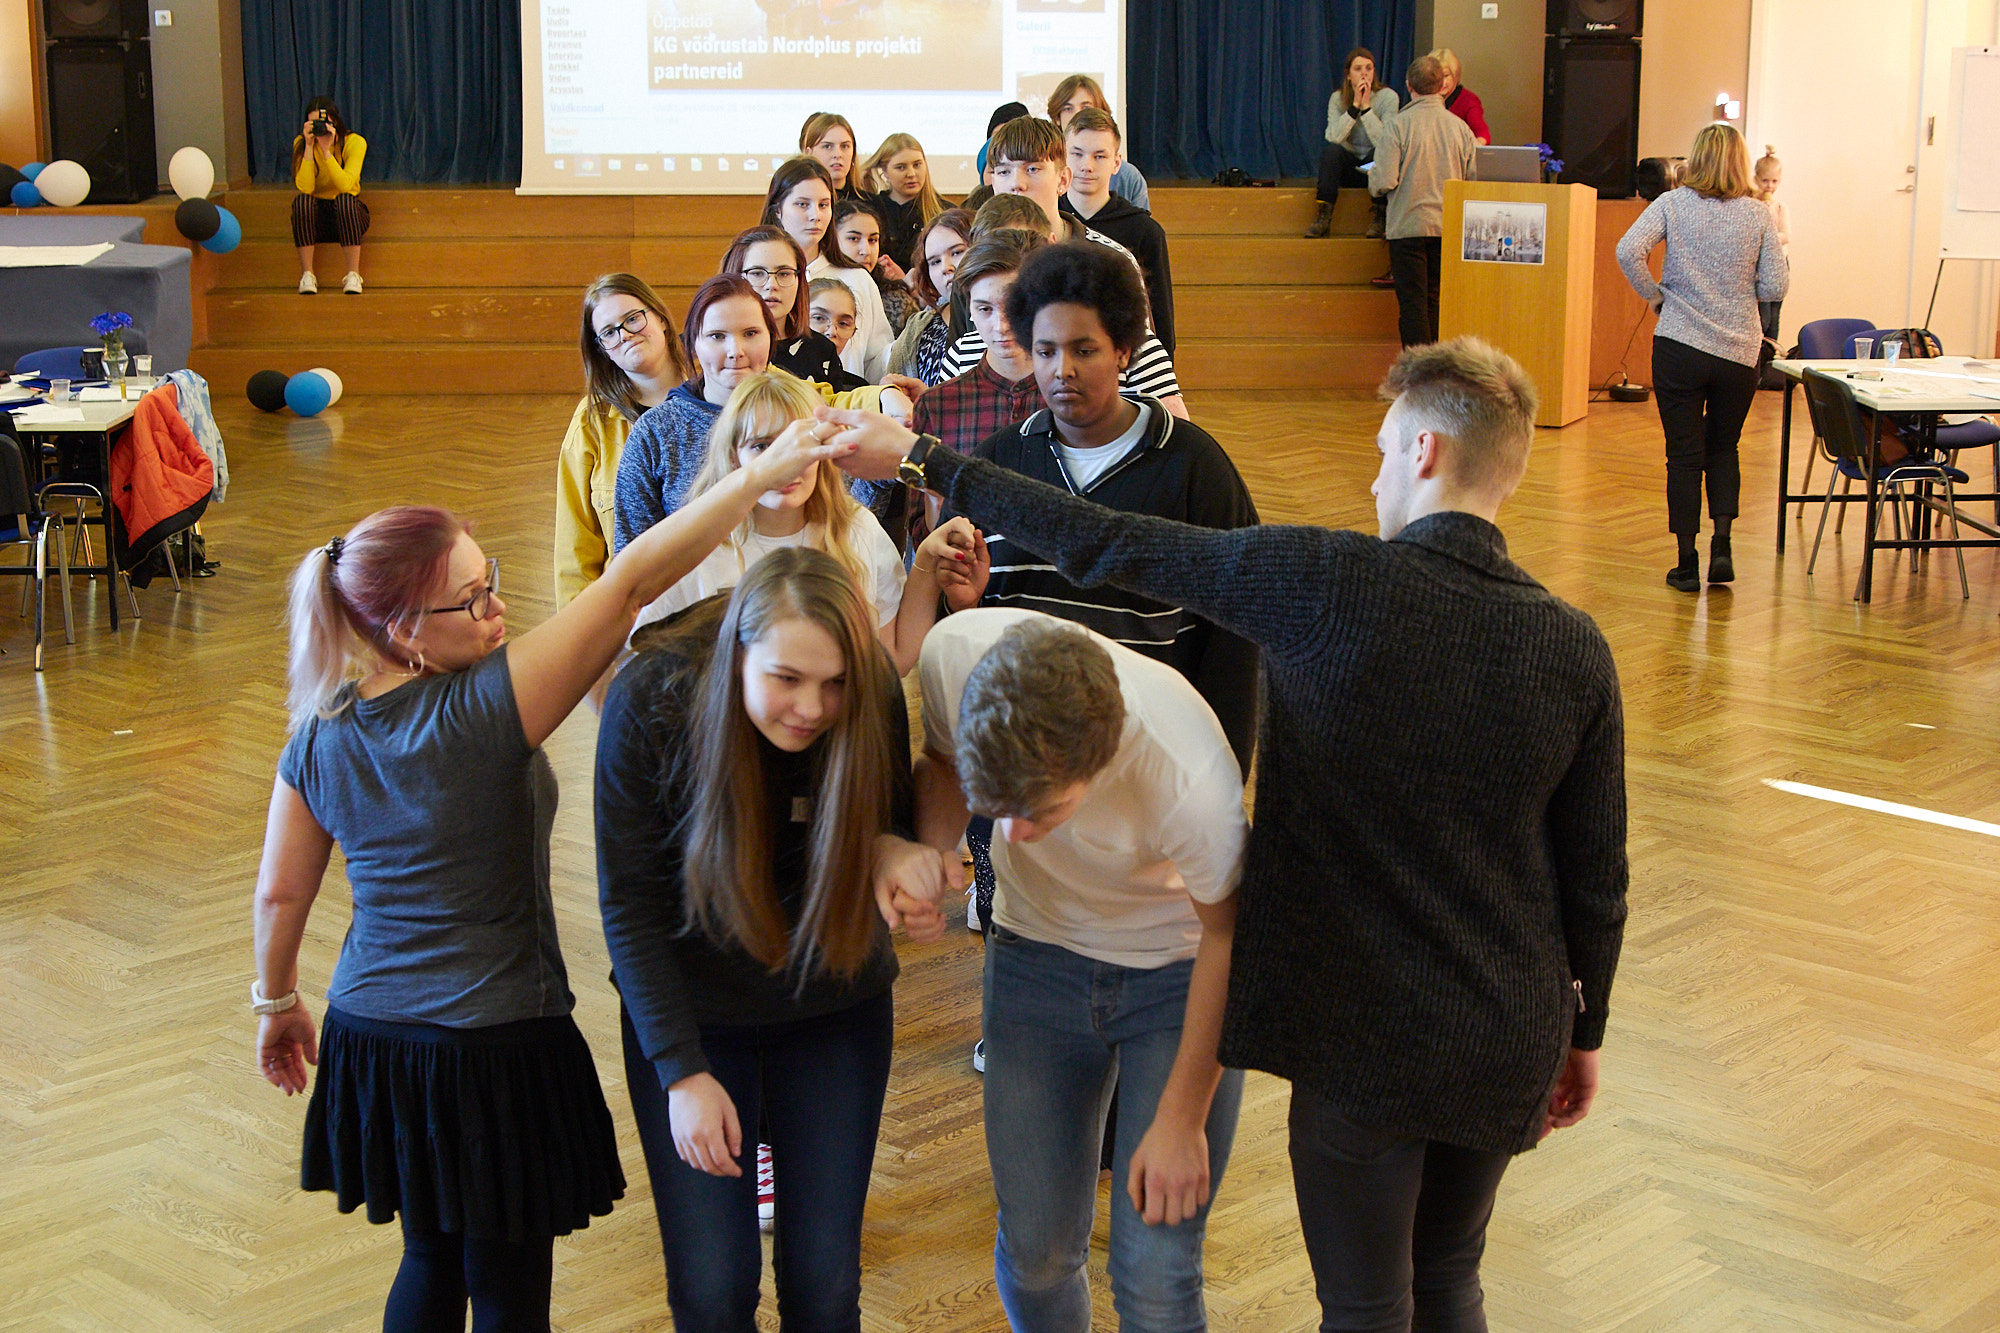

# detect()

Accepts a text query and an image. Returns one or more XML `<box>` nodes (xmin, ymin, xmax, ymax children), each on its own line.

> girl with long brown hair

<box><xmin>290</xmin><ymin>96</ymin><xmax>368</xmax><ymax>294</ymax></box>
<box><xmin>886</xmin><ymin>206</ymin><xmax>975</xmax><ymax>385</ymax></box>
<box><xmin>554</xmin><ymin>273</ymin><xmax>687</xmax><ymax>608</ymax></box>
<box><xmin>252</xmin><ymin>422</ymin><xmax>844</xmax><ymax>1330</ymax></box>
<box><xmin>596</xmin><ymin>547</ymin><xmax>950</xmax><ymax>1330</ymax></box>
<box><xmin>1306</xmin><ymin>49</ymin><xmax>1397</xmax><ymax>239</ymax></box>
<box><xmin>799</xmin><ymin>110</ymin><xmax>864</xmax><ymax>200</ymax></box>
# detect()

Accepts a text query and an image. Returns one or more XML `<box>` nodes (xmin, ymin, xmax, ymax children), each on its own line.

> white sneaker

<box><xmin>965</xmin><ymin>883</ymin><xmax>983</xmax><ymax>933</ymax></box>
<box><xmin>972</xmin><ymin>1039</ymin><xmax>986</xmax><ymax>1074</ymax></box>
<box><xmin>298</xmin><ymin>271</ymin><xmax>317</xmax><ymax>295</ymax></box>
<box><xmin>342</xmin><ymin>271</ymin><xmax>363</xmax><ymax>295</ymax></box>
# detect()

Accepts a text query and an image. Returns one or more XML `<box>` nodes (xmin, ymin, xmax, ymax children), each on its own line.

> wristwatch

<box><xmin>250</xmin><ymin>982</ymin><xmax>299</xmax><ymax>1015</ymax></box>
<box><xmin>898</xmin><ymin>433</ymin><xmax>940</xmax><ymax>490</ymax></box>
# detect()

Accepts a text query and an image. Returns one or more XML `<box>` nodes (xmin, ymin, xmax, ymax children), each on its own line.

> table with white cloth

<box><xmin>1771</xmin><ymin>356</ymin><xmax>2000</xmax><ymax>601</ymax></box>
<box><xmin>0</xmin><ymin>216</ymin><xmax>191</xmax><ymax>374</ymax></box>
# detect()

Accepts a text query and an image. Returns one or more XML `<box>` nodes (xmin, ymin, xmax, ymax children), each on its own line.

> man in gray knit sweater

<box><xmin>827</xmin><ymin>335</ymin><xmax>1628</xmax><ymax>1332</ymax></box>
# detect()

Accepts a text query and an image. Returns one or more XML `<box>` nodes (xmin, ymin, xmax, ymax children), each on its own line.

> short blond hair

<box><xmin>956</xmin><ymin>620</ymin><xmax>1124</xmax><ymax>818</ymax></box>
<box><xmin>1683</xmin><ymin>123</ymin><xmax>1754</xmax><ymax>201</ymax></box>
<box><xmin>1430</xmin><ymin>47</ymin><xmax>1462</xmax><ymax>78</ymax></box>
<box><xmin>1378</xmin><ymin>337</ymin><xmax>1537</xmax><ymax>494</ymax></box>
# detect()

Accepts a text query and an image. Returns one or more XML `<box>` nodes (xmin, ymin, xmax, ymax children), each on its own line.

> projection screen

<box><xmin>519</xmin><ymin>1</ymin><xmax>1127</xmax><ymax>195</ymax></box>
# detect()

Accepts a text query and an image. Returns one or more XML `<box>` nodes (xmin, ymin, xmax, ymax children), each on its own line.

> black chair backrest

<box><xmin>0</xmin><ymin>426</ymin><xmax>31</xmax><ymax>518</ymax></box>
<box><xmin>1800</xmin><ymin>369</ymin><xmax>1874</xmax><ymax>470</ymax></box>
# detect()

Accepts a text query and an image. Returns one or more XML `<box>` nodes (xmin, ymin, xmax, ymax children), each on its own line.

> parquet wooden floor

<box><xmin>3</xmin><ymin>387</ymin><xmax>1999</xmax><ymax>1331</ymax></box>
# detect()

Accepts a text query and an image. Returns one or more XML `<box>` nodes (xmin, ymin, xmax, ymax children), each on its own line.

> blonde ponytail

<box><xmin>285</xmin><ymin>543</ymin><xmax>370</xmax><ymax>729</ymax></box>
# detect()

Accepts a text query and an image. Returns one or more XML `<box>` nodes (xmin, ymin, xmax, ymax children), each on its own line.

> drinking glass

<box><xmin>134</xmin><ymin>354</ymin><xmax>153</xmax><ymax>382</ymax></box>
<box><xmin>1882</xmin><ymin>341</ymin><xmax>1900</xmax><ymax>366</ymax></box>
<box><xmin>50</xmin><ymin>379</ymin><xmax>72</xmax><ymax>403</ymax></box>
<box><xmin>1853</xmin><ymin>338</ymin><xmax>1874</xmax><ymax>362</ymax></box>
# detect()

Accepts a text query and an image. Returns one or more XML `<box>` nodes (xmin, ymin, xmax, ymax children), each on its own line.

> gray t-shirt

<box><xmin>277</xmin><ymin>646</ymin><xmax>571</xmax><ymax>1028</ymax></box>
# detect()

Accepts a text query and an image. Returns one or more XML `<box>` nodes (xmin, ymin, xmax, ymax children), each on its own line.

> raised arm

<box><xmin>1615</xmin><ymin>197</ymin><xmax>1667</xmax><ymax>306</ymax></box>
<box><xmin>824</xmin><ymin>411</ymin><xmax>1341</xmax><ymax>661</ymax></box>
<box><xmin>509</xmin><ymin>420</ymin><xmax>844</xmax><ymax>748</ymax></box>
<box><xmin>323</xmin><ymin>135</ymin><xmax>364</xmax><ymax>194</ymax></box>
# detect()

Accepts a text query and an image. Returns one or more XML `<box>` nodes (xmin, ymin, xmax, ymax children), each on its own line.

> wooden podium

<box><xmin>1439</xmin><ymin>181</ymin><xmax>1597</xmax><ymax>428</ymax></box>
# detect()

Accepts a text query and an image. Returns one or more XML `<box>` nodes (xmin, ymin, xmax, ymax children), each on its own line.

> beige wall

<box><xmin>1422</xmin><ymin>0</ymin><xmax>1752</xmax><ymax>159</ymax></box>
<box><xmin>1</xmin><ymin>0</ymin><xmax>42</xmax><ymax>166</ymax></box>
<box><xmin>152</xmin><ymin>0</ymin><xmax>250</xmax><ymax>188</ymax></box>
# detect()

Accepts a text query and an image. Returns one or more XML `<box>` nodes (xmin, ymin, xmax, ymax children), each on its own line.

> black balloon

<box><xmin>247</xmin><ymin>369</ymin><xmax>290</xmax><ymax>412</ymax></box>
<box><xmin>175</xmin><ymin>196</ymin><xmax>222</xmax><ymax>243</ymax></box>
<box><xmin>0</xmin><ymin>165</ymin><xmax>24</xmax><ymax>199</ymax></box>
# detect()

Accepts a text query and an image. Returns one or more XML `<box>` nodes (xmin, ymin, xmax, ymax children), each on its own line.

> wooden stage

<box><xmin>3</xmin><ymin>380</ymin><xmax>1998</xmax><ymax>1330</ymax></box>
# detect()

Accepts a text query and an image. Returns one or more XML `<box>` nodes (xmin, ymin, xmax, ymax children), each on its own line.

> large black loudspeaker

<box><xmin>43</xmin><ymin>0</ymin><xmax>150</xmax><ymax>41</ymax></box>
<box><xmin>45</xmin><ymin>41</ymin><xmax>157</xmax><ymax>203</ymax></box>
<box><xmin>1542</xmin><ymin>37</ymin><xmax>1640</xmax><ymax>199</ymax></box>
<box><xmin>1547</xmin><ymin>0</ymin><xmax>1643</xmax><ymax>39</ymax></box>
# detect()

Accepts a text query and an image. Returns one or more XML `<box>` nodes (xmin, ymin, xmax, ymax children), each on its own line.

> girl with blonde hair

<box><xmin>1617</xmin><ymin>122</ymin><xmax>1788</xmax><ymax>591</ymax></box>
<box><xmin>630</xmin><ymin>370</ymin><xmax>972</xmax><ymax>673</ymax></box>
<box><xmin>860</xmin><ymin>131</ymin><xmax>946</xmax><ymax>282</ymax></box>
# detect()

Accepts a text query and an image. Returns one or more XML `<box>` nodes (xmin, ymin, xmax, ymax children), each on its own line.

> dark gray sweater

<box><xmin>923</xmin><ymin>449</ymin><xmax>1629</xmax><ymax>1154</ymax></box>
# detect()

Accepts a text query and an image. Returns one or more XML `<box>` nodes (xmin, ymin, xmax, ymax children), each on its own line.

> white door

<box><xmin>1748</xmin><ymin>0</ymin><xmax>1925</xmax><ymax>343</ymax></box>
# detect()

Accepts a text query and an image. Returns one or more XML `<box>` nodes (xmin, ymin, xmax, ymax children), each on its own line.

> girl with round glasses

<box><xmin>722</xmin><ymin>224</ymin><xmax>864</xmax><ymax>393</ymax></box>
<box><xmin>252</xmin><ymin>420</ymin><xmax>847</xmax><ymax>1330</ymax></box>
<box><xmin>555</xmin><ymin>274</ymin><xmax>687</xmax><ymax>611</ymax></box>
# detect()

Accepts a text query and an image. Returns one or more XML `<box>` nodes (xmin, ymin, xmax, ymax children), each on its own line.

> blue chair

<box><xmin>13</xmin><ymin>346</ymin><xmax>92</xmax><ymax>381</ymax></box>
<box><xmin>1802</xmin><ymin>369</ymin><xmax>1969</xmax><ymax>600</ymax></box>
<box><xmin>1797</xmin><ymin>318</ymin><xmax>1874</xmax><ymax>360</ymax></box>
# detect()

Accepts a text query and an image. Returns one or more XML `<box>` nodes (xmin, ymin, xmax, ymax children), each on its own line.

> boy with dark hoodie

<box><xmin>1060</xmin><ymin>107</ymin><xmax>1176</xmax><ymax>355</ymax></box>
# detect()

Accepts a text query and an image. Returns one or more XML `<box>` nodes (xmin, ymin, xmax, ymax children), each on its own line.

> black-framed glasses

<box><xmin>428</xmin><ymin>559</ymin><xmax>501</xmax><ymax>620</ymax></box>
<box><xmin>742</xmin><ymin>266</ymin><xmax>801</xmax><ymax>286</ymax></box>
<box><xmin>595</xmin><ymin>308</ymin><xmax>651</xmax><ymax>347</ymax></box>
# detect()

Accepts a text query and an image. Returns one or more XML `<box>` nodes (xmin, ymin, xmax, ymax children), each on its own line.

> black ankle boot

<box><xmin>1666</xmin><ymin>562</ymin><xmax>1700</xmax><ymax>592</ymax></box>
<box><xmin>1305</xmin><ymin>201</ymin><xmax>1333</xmax><ymax>239</ymax></box>
<box><xmin>1708</xmin><ymin>540</ymin><xmax>1735</xmax><ymax>584</ymax></box>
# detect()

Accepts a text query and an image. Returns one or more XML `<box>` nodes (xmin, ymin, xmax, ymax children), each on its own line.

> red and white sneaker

<box><xmin>757</xmin><ymin>1142</ymin><xmax>775</xmax><ymax>1232</ymax></box>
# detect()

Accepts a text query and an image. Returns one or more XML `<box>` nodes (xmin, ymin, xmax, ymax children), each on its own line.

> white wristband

<box><xmin>250</xmin><ymin>982</ymin><xmax>299</xmax><ymax>1015</ymax></box>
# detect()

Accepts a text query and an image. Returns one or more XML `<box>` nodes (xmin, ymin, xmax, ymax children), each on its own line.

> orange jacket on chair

<box><xmin>111</xmin><ymin>383</ymin><xmax>214</xmax><ymax>569</ymax></box>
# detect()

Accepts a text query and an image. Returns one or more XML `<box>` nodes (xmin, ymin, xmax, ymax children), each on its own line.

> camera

<box><xmin>309</xmin><ymin>113</ymin><xmax>333</xmax><ymax>138</ymax></box>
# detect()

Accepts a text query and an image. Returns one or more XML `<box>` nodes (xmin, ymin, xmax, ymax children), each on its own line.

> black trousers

<box><xmin>384</xmin><ymin>1218</ymin><xmax>554</xmax><ymax>1333</ymax></box>
<box><xmin>1318</xmin><ymin>142</ymin><xmax>1371</xmax><ymax>203</ymax></box>
<box><xmin>1388</xmin><ymin>237</ymin><xmax>1443</xmax><ymax>348</ymax></box>
<box><xmin>1650</xmin><ymin>335</ymin><xmax>1758</xmax><ymax>535</ymax></box>
<box><xmin>1288</xmin><ymin>1090</ymin><xmax>1514</xmax><ymax>1333</ymax></box>
<box><xmin>291</xmin><ymin>191</ymin><xmax>370</xmax><ymax>248</ymax></box>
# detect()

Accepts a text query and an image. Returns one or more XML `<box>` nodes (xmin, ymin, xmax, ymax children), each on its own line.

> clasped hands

<box><xmin>872</xmin><ymin>834</ymin><xmax>963</xmax><ymax>945</ymax></box>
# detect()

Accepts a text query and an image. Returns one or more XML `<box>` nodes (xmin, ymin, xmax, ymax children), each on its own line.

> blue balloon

<box><xmin>10</xmin><ymin>180</ymin><xmax>42</xmax><ymax>207</ymax></box>
<box><xmin>21</xmin><ymin>161</ymin><xmax>44</xmax><ymax>180</ymax></box>
<box><xmin>284</xmin><ymin>370</ymin><xmax>333</xmax><ymax>417</ymax></box>
<box><xmin>202</xmin><ymin>206</ymin><xmax>242</xmax><ymax>253</ymax></box>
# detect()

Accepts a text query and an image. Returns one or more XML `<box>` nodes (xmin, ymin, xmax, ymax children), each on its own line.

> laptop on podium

<box><xmin>1474</xmin><ymin>146</ymin><xmax>1543</xmax><ymax>182</ymax></box>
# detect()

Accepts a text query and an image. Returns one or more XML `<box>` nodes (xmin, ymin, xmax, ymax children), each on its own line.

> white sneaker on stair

<box><xmin>298</xmin><ymin>271</ymin><xmax>318</xmax><ymax>295</ymax></box>
<box><xmin>342</xmin><ymin>271</ymin><xmax>363</xmax><ymax>295</ymax></box>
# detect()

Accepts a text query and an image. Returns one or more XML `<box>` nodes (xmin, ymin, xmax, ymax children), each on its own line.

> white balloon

<box><xmin>307</xmin><ymin>366</ymin><xmax>344</xmax><ymax>406</ymax></box>
<box><xmin>35</xmin><ymin>159</ymin><xmax>90</xmax><ymax>208</ymax></box>
<box><xmin>168</xmin><ymin>146</ymin><xmax>215</xmax><ymax>201</ymax></box>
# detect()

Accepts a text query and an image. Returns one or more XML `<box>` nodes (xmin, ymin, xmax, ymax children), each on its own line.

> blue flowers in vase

<box><xmin>1534</xmin><ymin>144</ymin><xmax>1566</xmax><ymax>181</ymax></box>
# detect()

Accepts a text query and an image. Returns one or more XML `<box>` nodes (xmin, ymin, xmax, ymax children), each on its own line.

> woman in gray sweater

<box><xmin>1617</xmin><ymin>123</ymin><xmax>1789</xmax><ymax>591</ymax></box>
<box><xmin>1308</xmin><ymin>48</ymin><xmax>1399</xmax><ymax>239</ymax></box>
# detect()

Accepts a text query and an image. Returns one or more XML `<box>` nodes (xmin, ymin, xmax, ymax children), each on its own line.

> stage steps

<box><xmin>191</xmin><ymin>184</ymin><xmax>1401</xmax><ymax>395</ymax></box>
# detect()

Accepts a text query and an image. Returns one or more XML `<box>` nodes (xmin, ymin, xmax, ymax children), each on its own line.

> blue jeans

<box><xmin>621</xmin><ymin>991</ymin><xmax>893</xmax><ymax>1333</ymax></box>
<box><xmin>983</xmin><ymin>925</ymin><xmax>1244</xmax><ymax>1333</ymax></box>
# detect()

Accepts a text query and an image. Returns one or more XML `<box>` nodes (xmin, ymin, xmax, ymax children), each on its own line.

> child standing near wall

<box><xmin>1755</xmin><ymin>145</ymin><xmax>1791</xmax><ymax>387</ymax></box>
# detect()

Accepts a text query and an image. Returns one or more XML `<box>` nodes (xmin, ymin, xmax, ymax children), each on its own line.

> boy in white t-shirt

<box><xmin>889</xmin><ymin>607</ymin><xmax>1246</xmax><ymax>1330</ymax></box>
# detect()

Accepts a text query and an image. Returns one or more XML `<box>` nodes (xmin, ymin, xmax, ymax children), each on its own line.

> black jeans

<box><xmin>622</xmin><ymin>991</ymin><xmax>894</xmax><ymax>1333</ymax></box>
<box><xmin>1650</xmin><ymin>335</ymin><xmax>1759</xmax><ymax>535</ymax></box>
<box><xmin>1318</xmin><ymin>142</ymin><xmax>1371</xmax><ymax>203</ymax></box>
<box><xmin>1388</xmin><ymin>237</ymin><xmax>1443</xmax><ymax>348</ymax></box>
<box><xmin>384</xmin><ymin>1218</ymin><xmax>554</xmax><ymax>1333</ymax></box>
<box><xmin>1288</xmin><ymin>1090</ymin><xmax>1514</xmax><ymax>1333</ymax></box>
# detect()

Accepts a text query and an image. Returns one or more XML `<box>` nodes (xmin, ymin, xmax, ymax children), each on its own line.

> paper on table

<box><xmin>0</xmin><ymin>242</ymin><xmax>115</xmax><ymax>268</ymax></box>
<box><xmin>12</xmin><ymin>405</ymin><xmax>88</xmax><ymax>423</ymax></box>
<box><xmin>77</xmin><ymin>386</ymin><xmax>130</xmax><ymax>401</ymax></box>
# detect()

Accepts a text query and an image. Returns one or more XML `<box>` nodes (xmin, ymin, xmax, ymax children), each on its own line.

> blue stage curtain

<box><xmin>1128</xmin><ymin>0</ymin><xmax>1416</xmax><ymax>181</ymax></box>
<box><xmin>242</xmin><ymin>0</ymin><xmax>523</xmax><ymax>185</ymax></box>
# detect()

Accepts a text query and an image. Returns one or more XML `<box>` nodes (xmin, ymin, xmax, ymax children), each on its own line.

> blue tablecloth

<box><xmin>0</xmin><ymin>240</ymin><xmax>191</xmax><ymax>373</ymax></box>
<box><xmin>0</xmin><ymin>215</ymin><xmax>147</xmax><ymax>245</ymax></box>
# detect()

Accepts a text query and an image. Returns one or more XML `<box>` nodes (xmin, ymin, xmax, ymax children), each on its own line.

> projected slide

<box><xmin>520</xmin><ymin>0</ymin><xmax>1125</xmax><ymax>195</ymax></box>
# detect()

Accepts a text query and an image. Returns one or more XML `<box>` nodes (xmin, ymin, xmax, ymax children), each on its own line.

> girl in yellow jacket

<box><xmin>292</xmin><ymin>97</ymin><xmax>368</xmax><ymax>295</ymax></box>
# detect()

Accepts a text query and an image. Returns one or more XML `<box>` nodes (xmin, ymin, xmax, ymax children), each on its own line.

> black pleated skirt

<box><xmin>302</xmin><ymin>1006</ymin><xmax>625</xmax><ymax>1243</ymax></box>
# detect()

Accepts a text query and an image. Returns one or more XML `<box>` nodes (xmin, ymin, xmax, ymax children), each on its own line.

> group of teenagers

<box><xmin>250</xmin><ymin>90</ymin><xmax>1632</xmax><ymax>1333</ymax></box>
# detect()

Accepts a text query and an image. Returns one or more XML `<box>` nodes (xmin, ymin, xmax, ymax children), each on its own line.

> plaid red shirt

<box><xmin>912</xmin><ymin>357</ymin><xmax>1044</xmax><ymax>458</ymax></box>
